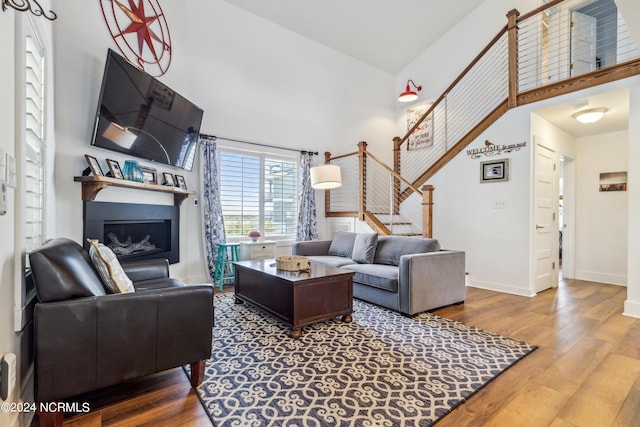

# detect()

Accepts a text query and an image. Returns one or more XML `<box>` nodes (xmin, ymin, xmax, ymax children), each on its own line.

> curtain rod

<box><xmin>199</xmin><ymin>133</ymin><xmax>318</xmax><ymax>155</ymax></box>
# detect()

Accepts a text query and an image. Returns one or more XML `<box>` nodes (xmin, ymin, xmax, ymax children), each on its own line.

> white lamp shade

<box><xmin>102</xmin><ymin>122</ymin><xmax>137</xmax><ymax>149</ymax></box>
<box><xmin>310</xmin><ymin>164</ymin><xmax>342</xmax><ymax>189</ymax></box>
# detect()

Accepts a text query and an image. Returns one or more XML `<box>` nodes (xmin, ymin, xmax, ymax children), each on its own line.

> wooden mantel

<box><xmin>74</xmin><ymin>176</ymin><xmax>195</xmax><ymax>206</ymax></box>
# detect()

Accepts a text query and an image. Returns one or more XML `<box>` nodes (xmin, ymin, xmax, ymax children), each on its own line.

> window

<box><xmin>219</xmin><ymin>149</ymin><xmax>298</xmax><ymax>239</ymax></box>
<box><xmin>24</xmin><ymin>34</ymin><xmax>46</xmax><ymax>258</ymax></box>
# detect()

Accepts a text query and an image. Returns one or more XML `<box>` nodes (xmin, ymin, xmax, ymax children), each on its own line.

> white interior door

<box><xmin>571</xmin><ymin>11</ymin><xmax>597</xmax><ymax>76</ymax></box>
<box><xmin>534</xmin><ymin>142</ymin><xmax>559</xmax><ymax>293</ymax></box>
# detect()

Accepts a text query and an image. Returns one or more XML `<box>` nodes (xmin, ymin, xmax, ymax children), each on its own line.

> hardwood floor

<box><xmin>33</xmin><ymin>278</ymin><xmax>640</xmax><ymax>426</ymax></box>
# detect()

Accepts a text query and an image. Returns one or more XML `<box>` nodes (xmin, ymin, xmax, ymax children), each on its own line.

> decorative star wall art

<box><xmin>99</xmin><ymin>0</ymin><xmax>172</xmax><ymax>76</ymax></box>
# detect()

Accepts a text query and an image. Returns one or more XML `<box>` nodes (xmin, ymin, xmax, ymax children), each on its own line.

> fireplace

<box><xmin>83</xmin><ymin>201</ymin><xmax>179</xmax><ymax>264</ymax></box>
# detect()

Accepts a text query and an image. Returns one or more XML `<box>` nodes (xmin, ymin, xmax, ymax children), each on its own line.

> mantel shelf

<box><xmin>74</xmin><ymin>176</ymin><xmax>195</xmax><ymax>206</ymax></box>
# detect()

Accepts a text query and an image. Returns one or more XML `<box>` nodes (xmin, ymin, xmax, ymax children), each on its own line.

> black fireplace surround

<box><xmin>83</xmin><ymin>201</ymin><xmax>179</xmax><ymax>264</ymax></box>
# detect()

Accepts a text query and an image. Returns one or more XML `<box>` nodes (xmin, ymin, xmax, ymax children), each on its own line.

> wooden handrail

<box><xmin>517</xmin><ymin>0</ymin><xmax>564</xmax><ymax>23</ymax></box>
<box><xmin>398</xmin><ymin>24</ymin><xmax>508</xmax><ymax>147</ymax></box>
<box><xmin>328</xmin><ymin>151</ymin><xmax>358</xmax><ymax>161</ymax></box>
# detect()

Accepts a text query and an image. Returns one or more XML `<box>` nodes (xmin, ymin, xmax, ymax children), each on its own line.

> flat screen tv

<box><xmin>91</xmin><ymin>49</ymin><xmax>203</xmax><ymax>171</ymax></box>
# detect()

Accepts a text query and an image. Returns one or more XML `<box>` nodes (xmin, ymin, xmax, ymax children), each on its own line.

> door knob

<box><xmin>536</xmin><ymin>224</ymin><xmax>544</xmax><ymax>229</ymax></box>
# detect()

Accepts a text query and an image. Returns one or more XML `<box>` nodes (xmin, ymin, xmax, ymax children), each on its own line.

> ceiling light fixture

<box><xmin>310</xmin><ymin>164</ymin><xmax>342</xmax><ymax>190</ymax></box>
<box><xmin>572</xmin><ymin>107</ymin><xmax>608</xmax><ymax>124</ymax></box>
<box><xmin>398</xmin><ymin>79</ymin><xmax>422</xmax><ymax>103</ymax></box>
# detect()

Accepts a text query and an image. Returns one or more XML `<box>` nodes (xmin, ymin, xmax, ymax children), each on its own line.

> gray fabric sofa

<box><xmin>292</xmin><ymin>232</ymin><xmax>465</xmax><ymax>315</ymax></box>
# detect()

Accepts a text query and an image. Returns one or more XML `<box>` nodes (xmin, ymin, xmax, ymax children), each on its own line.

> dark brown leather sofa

<box><xmin>29</xmin><ymin>238</ymin><xmax>214</xmax><ymax>427</ymax></box>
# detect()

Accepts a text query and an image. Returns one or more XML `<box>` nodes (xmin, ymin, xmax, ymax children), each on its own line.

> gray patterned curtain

<box><xmin>200</xmin><ymin>138</ymin><xmax>226</xmax><ymax>279</ymax></box>
<box><xmin>296</xmin><ymin>152</ymin><xmax>318</xmax><ymax>241</ymax></box>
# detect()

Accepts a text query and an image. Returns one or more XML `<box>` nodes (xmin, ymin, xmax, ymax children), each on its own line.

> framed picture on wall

<box><xmin>480</xmin><ymin>159</ymin><xmax>509</xmax><ymax>183</ymax></box>
<box><xmin>599</xmin><ymin>171</ymin><xmax>627</xmax><ymax>191</ymax></box>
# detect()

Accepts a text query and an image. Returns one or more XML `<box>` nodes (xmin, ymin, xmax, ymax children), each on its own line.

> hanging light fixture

<box><xmin>398</xmin><ymin>79</ymin><xmax>422</xmax><ymax>103</ymax></box>
<box><xmin>572</xmin><ymin>107</ymin><xmax>608</xmax><ymax>124</ymax></box>
<box><xmin>1</xmin><ymin>0</ymin><xmax>57</xmax><ymax>20</ymax></box>
<box><xmin>310</xmin><ymin>164</ymin><xmax>342</xmax><ymax>190</ymax></box>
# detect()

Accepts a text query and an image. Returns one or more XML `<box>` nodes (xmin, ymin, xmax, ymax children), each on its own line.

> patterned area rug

<box><xmin>192</xmin><ymin>293</ymin><xmax>537</xmax><ymax>426</ymax></box>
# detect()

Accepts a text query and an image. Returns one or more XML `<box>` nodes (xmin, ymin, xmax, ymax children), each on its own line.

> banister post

<box><xmin>421</xmin><ymin>184</ymin><xmax>434</xmax><ymax>238</ymax></box>
<box><xmin>393</xmin><ymin>136</ymin><xmax>402</xmax><ymax>215</ymax></box>
<box><xmin>324</xmin><ymin>151</ymin><xmax>331</xmax><ymax>217</ymax></box>
<box><xmin>358</xmin><ymin>141</ymin><xmax>368</xmax><ymax>220</ymax></box>
<box><xmin>507</xmin><ymin>8</ymin><xmax>520</xmax><ymax>108</ymax></box>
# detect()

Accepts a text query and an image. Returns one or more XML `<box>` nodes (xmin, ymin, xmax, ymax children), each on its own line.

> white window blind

<box><xmin>219</xmin><ymin>149</ymin><xmax>298</xmax><ymax>238</ymax></box>
<box><xmin>24</xmin><ymin>34</ymin><xmax>46</xmax><ymax>256</ymax></box>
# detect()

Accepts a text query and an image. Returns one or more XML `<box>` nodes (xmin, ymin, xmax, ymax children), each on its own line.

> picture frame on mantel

<box><xmin>140</xmin><ymin>166</ymin><xmax>158</xmax><ymax>184</ymax></box>
<box><xmin>106</xmin><ymin>159</ymin><xmax>124</xmax><ymax>179</ymax></box>
<box><xmin>175</xmin><ymin>174</ymin><xmax>187</xmax><ymax>190</ymax></box>
<box><xmin>480</xmin><ymin>158</ymin><xmax>509</xmax><ymax>183</ymax></box>
<box><xmin>84</xmin><ymin>154</ymin><xmax>104</xmax><ymax>176</ymax></box>
<box><xmin>163</xmin><ymin>172</ymin><xmax>176</xmax><ymax>186</ymax></box>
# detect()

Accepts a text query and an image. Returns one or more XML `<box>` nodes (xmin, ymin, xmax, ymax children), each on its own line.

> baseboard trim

<box><xmin>467</xmin><ymin>280</ymin><xmax>536</xmax><ymax>297</ymax></box>
<box><xmin>624</xmin><ymin>299</ymin><xmax>640</xmax><ymax>318</ymax></box>
<box><xmin>575</xmin><ymin>270</ymin><xmax>627</xmax><ymax>286</ymax></box>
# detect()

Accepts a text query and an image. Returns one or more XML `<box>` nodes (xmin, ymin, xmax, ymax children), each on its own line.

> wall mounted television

<box><xmin>91</xmin><ymin>49</ymin><xmax>203</xmax><ymax>171</ymax></box>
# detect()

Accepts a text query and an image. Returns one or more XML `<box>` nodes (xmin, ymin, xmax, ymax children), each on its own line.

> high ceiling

<box><xmin>224</xmin><ymin>0</ymin><xmax>484</xmax><ymax>74</ymax></box>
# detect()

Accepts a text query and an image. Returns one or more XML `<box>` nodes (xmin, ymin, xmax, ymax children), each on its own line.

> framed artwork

<box><xmin>162</xmin><ymin>172</ymin><xmax>176</xmax><ymax>186</ymax></box>
<box><xmin>84</xmin><ymin>154</ymin><xmax>104</xmax><ymax>176</ymax></box>
<box><xmin>407</xmin><ymin>104</ymin><xmax>433</xmax><ymax>150</ymax></box>
<box><xmin>140</xmin><ymin>166</ymin><xmax>158</xmax><ymax>184</ymax></box>
<box><xmin>599</xmin><ymin>171</ymin><xmax>627</xmax><ymax>192</ymax></box>
<box><xmin>106</xmin><ymin>159</ymin><xmax>124</xmax><ymax>179</ymax></box>
<box><xmin>480</xmin><ymin>159</ymin><xmax>509</xmax><ymax>183</ymax></box>
<box><xmin>175</xmin><ymin>174</ymin><xmax>187</xmax><ymax>190</ymax></box>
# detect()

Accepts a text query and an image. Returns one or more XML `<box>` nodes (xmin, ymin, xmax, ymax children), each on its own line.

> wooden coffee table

<box><xmin>233</xmin><ymin>259</ymin><xmax>354</xmax><ymax>339</ymax></box>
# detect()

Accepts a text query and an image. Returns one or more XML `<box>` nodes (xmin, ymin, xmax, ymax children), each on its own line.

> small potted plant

<box><xmin>248</xmin><ymin>230</ymin><xmax>261</xmax><ymax>242</ymax></box>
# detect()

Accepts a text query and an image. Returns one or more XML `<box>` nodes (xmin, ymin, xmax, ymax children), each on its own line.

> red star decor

<box><xmin>100</xmin><ymin>0</ymin><xmax>172</xmax><ymax>76</ymax></box>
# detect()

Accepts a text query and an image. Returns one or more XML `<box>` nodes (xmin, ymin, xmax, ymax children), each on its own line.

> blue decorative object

<box><xmin>122</xmin><ymin>160</ymin><xmax>145</xmax><ymax>182</ymax></box>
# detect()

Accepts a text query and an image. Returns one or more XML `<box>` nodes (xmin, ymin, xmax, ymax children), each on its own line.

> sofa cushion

<box><xmin>88</xmin><ymin>239</ymin><xmax>135</xmax><ymax>294</ymax></box>
<box><xmin>341</xmin><ymin>263</ymin><xmax>399</xmax><ymax>292</ymax></box>
<box><xmin>352</xmin><ymin>233</ymin><xmax>378</xmax><ymax>264</ymax></box>
<box><xmin>327</xmin><ymin>231</ymin><xmax>357</xmax><ymax>258</ymax></box>
<box><xmin>29</xmin><ymin>238</ymin><xmax>107</xmax><ymax>303</ymax></box>
<box><xmin>373</xmin><ymin>236</ymin><xmax>441</xmax><ymax>266</ymax></box>
<box><xmin>307</xmin><ymin>255</ymin><xmax>356</xmax><ymax>268</ymax></box>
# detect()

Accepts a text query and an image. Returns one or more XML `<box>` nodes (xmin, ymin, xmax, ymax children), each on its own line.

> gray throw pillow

<box><xmin>352</xmin><ymin>233</ymin><xmax>378</xmax><ymax>264</ymax></box>
<box><xmin>327</xmin><ymin>231</ymin><xmax>357</xmax><ymax>258</ymax></box>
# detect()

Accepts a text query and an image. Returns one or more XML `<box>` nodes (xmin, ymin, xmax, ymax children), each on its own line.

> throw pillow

<box><xmin>87</xmin><ymin>239</ymin><xmax>135</xmax><ymax>294</ymax></box>
<box><xmin>352</xmin><ymin>233</ymin><xmax>379</xmax><ymax>264</ymax></box>
<box><xmin>327</xmin><ymin>231</ymin><xmax>357</xmax><ymax>258</ymax></box>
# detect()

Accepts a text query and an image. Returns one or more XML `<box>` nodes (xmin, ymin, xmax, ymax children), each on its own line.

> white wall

<box><xmin>53</xmin><ymin>0</ymin><xmax>396</xmax><ymax>283</ymax></box>
<box><xmin>575</xmin><ymin>131</ymin><xmax>628</xmax><ymax>285</ymax></box>
<box><xmin>625</xmin><ymin>82</ymin><xmax>640</xmax><ymax>317</ymax></box>
<box><xmin>428</xmin><ymin>108</ymin><xmax>533</xmax><ymax>296</ymax></box>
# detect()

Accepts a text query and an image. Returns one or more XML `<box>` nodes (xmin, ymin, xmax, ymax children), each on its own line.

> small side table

<box><xmin>239</xmin><ymin>240</ymin><xmax>276</xmax><ymax>261</ymax></box>
<box><xmin>214</xmin><ymin>243</ymin><xmax>240</xmax><ymax>291</ymax></box>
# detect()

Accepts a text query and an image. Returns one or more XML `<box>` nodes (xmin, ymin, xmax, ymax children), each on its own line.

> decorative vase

<box><xmin>251</xmin><ymin>237</ymin><xmax>258</xmax><ymax>242</ymax></box>
<box><xmin>122</xmin><ymin>160</ymin><xmax>145</xmax><ymax>182</ymax></box>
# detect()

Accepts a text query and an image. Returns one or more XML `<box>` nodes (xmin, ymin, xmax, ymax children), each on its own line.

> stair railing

<box><xmin>325</xmin><ymin>0</ymin><xmax>640</xmax><ymax>235</ymax></box>
<box><xmin>325</xmin><ymin>142</ymin><xmax>434</xmax><ymax>237</ymax></box>
<box><xmin>395</xmin><ymin>0</ymin><xmax>640</xmax><ymax>195</ymax></box>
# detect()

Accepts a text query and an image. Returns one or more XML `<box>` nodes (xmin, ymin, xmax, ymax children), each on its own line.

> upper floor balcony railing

<box><xmin>324</xmin><ymin>0</ymin><xmax>640</xmax><ymax>235</ymax></box>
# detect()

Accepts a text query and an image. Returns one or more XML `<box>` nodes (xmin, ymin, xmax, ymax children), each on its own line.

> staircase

<box><xmin>324</xmin><ymin>0</ymin><xmax>640</xmax><ymax>236</ymax></box>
